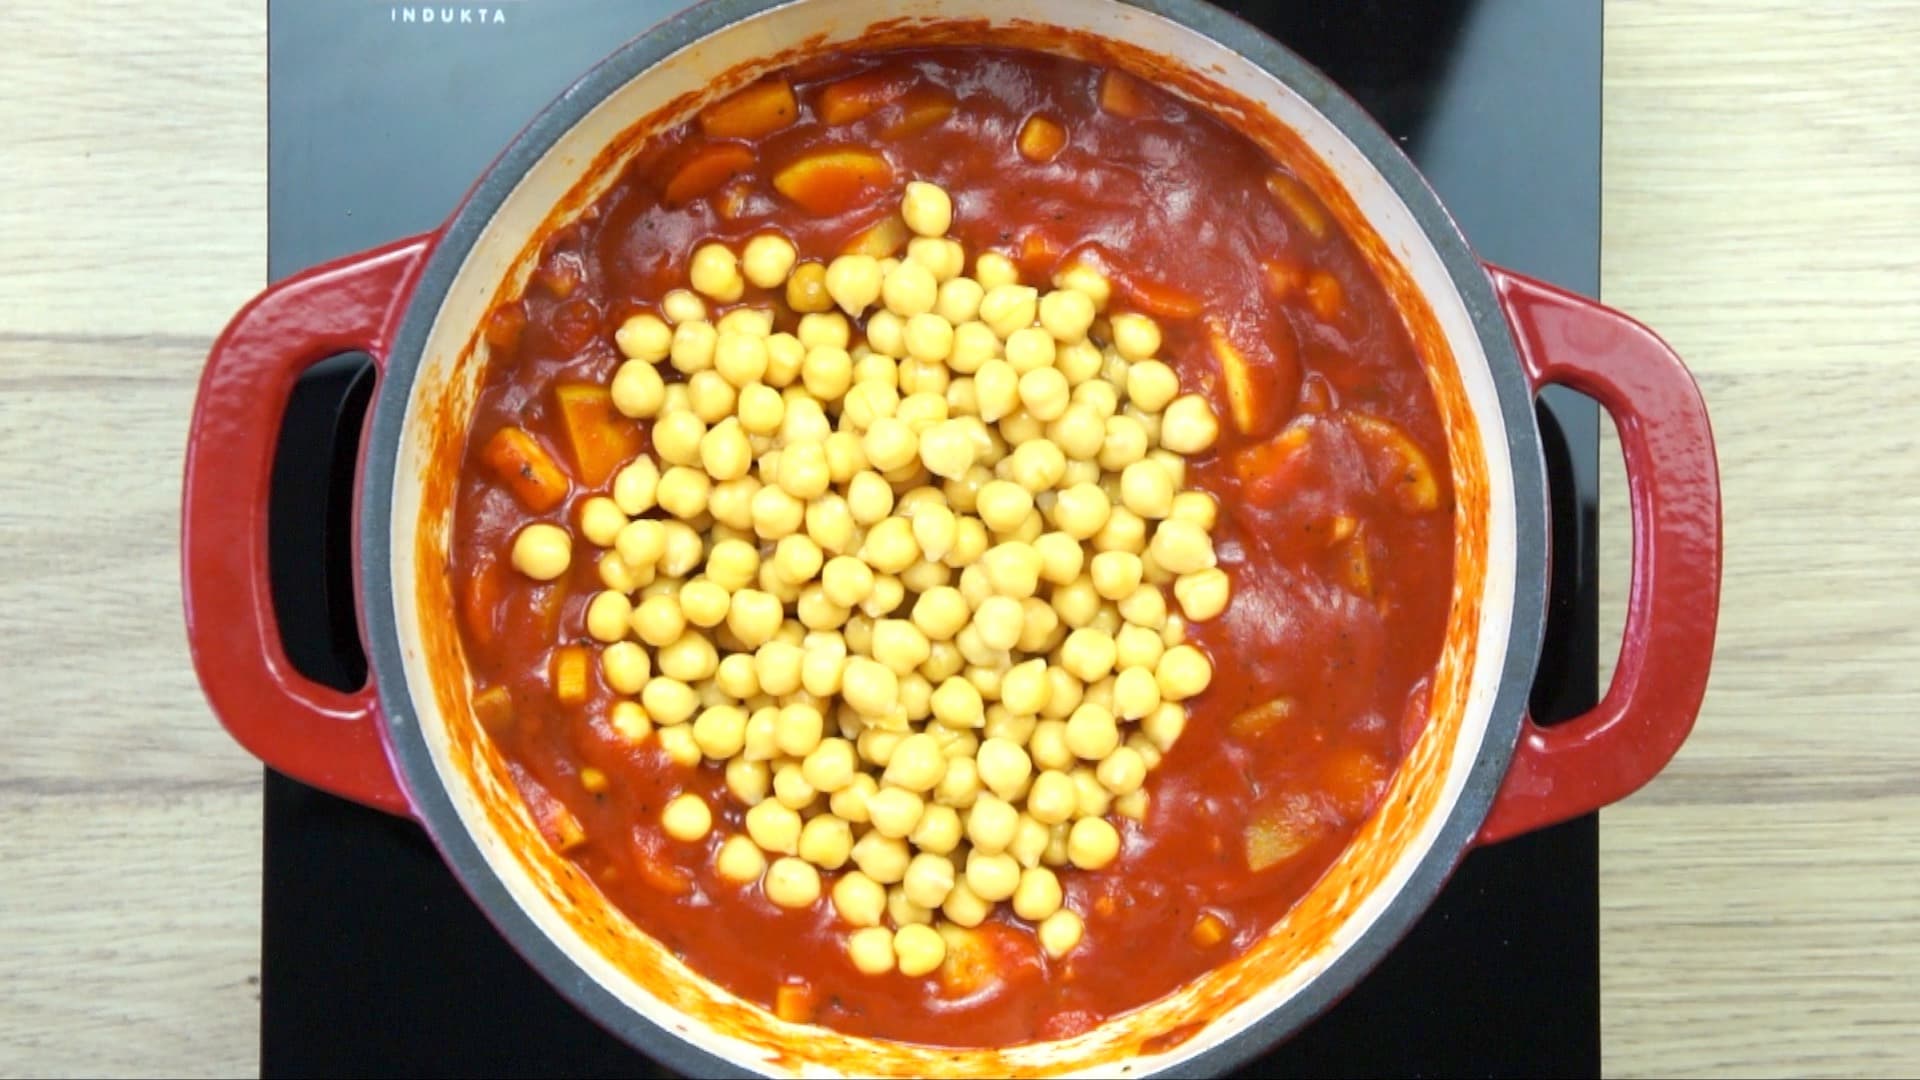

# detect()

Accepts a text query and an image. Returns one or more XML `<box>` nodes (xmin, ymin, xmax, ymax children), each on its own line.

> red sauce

<box><xmin>449</xmin><ymin>46</ymin><xmax>1453</xmax><ymax>1047</ymax></box>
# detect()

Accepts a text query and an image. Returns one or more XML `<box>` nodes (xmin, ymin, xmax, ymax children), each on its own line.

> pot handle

<box><xmin>181</xmin><ymin>236</ymin><xmax>432</xmax><ymax>817</ymax></box>
<box><xmin>1475</xmin><ymin>265</ymin><xmax>1722</xmax><ymax>845</ymax></box>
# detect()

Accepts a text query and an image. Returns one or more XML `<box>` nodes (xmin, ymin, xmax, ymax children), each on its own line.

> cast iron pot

<box><xmin>182</xmin><ymin>0</ymin><xmax>1722</xmax><ymax>1074</ymax></box>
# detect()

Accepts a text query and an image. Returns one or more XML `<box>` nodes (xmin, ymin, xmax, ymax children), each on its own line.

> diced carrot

<box><xmin>1123</xmin><ymin>276</ymin><xmax>1205</xmax><ymax>319</ymax></box>
<box><xmin>1097</xmin><ymin>68</ymin><xmax>1153</xmax><ymax>118</ymax></box>
<box><xmin>472</xmin><ymin>684</ymin><xmax>514</xmax><ymax>735</ymax></box>
<box><xmin>818</xmin><ymin>69</ymin><xmax>911</xmax><ymax>126</ymax></box>
<box><xmin>551</xmin><ymin>645</ymin><xmax>590</xmax><ymax>706</ymax></box>
<box><xmin>882</xmin><ymin>87</ymin><xmax>956</xmax><ymax>138</ymax></box>
<box><xmin>579</xmin><ymin>766</ymin><xmax>609</xmax><ymax>795</ymax></box>
<box><xmin>1017</xmin><ymin>115</ymin><xmax>1066</xmax><ymax>162</ymax></box>
<box><xmin>1306</xmin><ymin>270</ymin><xmax>1344</xmax><ymax>321</ymax></box>
<box><xmin>662</xmin><ymin>141</ymin><xmax>755</xmax><ymax>206</ymax></box>
<box><xmin>1228</xmin><ymin>696</ymin><xmax>1296</xmax><ymax>739</ymax></box>
<box><xmin>1265</xmin><ymin>170</ymin><xmax>1330</xmax><ymax>239</ymax></box>
<box><xmin>479</xmin><ymin>426</ymin><xmax>570</xmax><ymax>512</ymax></box>
<box><xmin>774</xmin><ymin>983</ymin><xmax>818</xmax><ymax>1023</ymax></box>
<box><xmin>1190</xmin><ymin>911</ymin><xmax>1230</xmax><ymax>948</ymax></box>
<box><xmin>698</xmin><ymin>79</ymin><xmax>798</xmax><ymax>139</ymax></box>
<box><xmin>1346</xmin><ymin>413</ymin><xmax>1442</xmax><ymax>512</ymax></box>
<box><xmin>772</xmin><ymin>148</ymin><xmax>893</xmax><ymax>216</ymax></box>
<box><xmin>554</xmin><ymin>383</ymin><xmax>643</xmax><ymax>487</ymax></box>
<box><xmin>842</xmin><ymin>213</ymin><xmax>910</xmax><ymax>257</ymax></box>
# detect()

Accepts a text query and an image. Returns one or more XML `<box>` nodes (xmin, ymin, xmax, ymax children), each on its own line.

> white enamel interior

<box><xmin>383</xmin><ymin>0</ymin><xmax>1519</xmax><ymax>1074</ymax></box>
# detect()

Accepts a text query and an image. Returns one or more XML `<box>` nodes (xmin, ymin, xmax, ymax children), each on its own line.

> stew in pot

<box><xmin>448</xmin><ymin>45</ymin><xmax>1452</xmax><ymax>1048</ymax></box>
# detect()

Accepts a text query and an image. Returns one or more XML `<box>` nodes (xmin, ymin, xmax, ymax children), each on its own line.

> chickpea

<box><xmin>851</xmin><ymin>831</ymin><xmax>911</xmax><ymax>884</ymax></box>
<box><xmin>745</xmin><ymin>798</ymin><xmax>802</xmax><ymax>856</ymax></box>
<box><xmin>846</xmin><ymin>926</ymin><xmax>897</xmax><ymax>975</ymax></box>
<box><xmin>669</xmin><ymin>319</ymin><xmax>719</xmax><ymax>376</ymax></box>
<box><xmin>1112</xmin><ymin>665</ymin><xmax>1163</xmax><ymax>720</ymax></box>
<box><xmin>601</xmin><ymin>641</ymin><xmax>650</xmax><ymax>694</ymax></box>
<box><xmin>882</xmin><ymin>260</ymin><xmax>938</xmax><ymax>319</ymax></box>
<box><xmin>910</xmin><ymin>804</ymin><xmax>964</xmax><ymax>855</ymax></box>
<box><xmin>949</xmin><ymin>321</ymin><xmax>1002</xmax><ymax>375</ymax></box>
<box><xmin>774</xmin><ymin>702</ymin><xmax>825</xmax><ymax>758</ymax></box>
<box><xmin>690</xmin><ymin>243</ymin><xmax>744</xmax><ymax>302</ymax></box>
<box><xmin>964</xmin><ymin>849</ymin><xmax>1021</xmax><ymax>902</ymax></box>
<box><xmin>976</xmin><ymin>737</ymin><xmax>1033</xmax><ymax>801</ymax></box>
<box><xmin>841</xmin><ymin>657</ymin><xmax>899</xmax><ymax>718</ymax></box>
<box><xmin>798</xmin><ymin>814</ymin><xmax>854</xmax><ymax>870</ymax></box>
<box><xmin>901</xmin><ymin>180</ymin><xmax>954</xmax><ymax>237</ymax></box>
<box><xmin>999</xmin><ymin>657</ymin><xmax>1051</xmax><ymax>716</ymax></box>
<box><xmin>661</xmin><ymin>793</ymin><xmax>713</xmax><ymax>841</ymax></box>
<box><xmin>934</xmin><ymin>755</ymin><xmax>982</xmax><ymax>810</ymax></box>
<box><xmin>1096</xmin><ymin>745</ymin><xmax>1148</xmax><ymax>796</ymax></box>
<box><xmin>979</xmin><ymin>284</ymin><xmax>1038</xmax><ymax>340</ymax></box>
<box><xmin>1067</xmin><ymin>815</ymin><xmax>1121</xmax><ymax>870</ymax></box>
<box><xmin>893</xmin><ymin>923</ymin><xmax>948</xmax><ymax>978</ymax></box>
<box><xmin>1010</xmin><ymin>865</ymin><xmax>1064</xmax><ymax>922</ymax></box>
<box><xmin>980</xmin><ymin>541</ymin><xmax>1043</xmax><ymax>598</ymax></box>
<box><xmin>1065</xmin><ymin>703</ymin><xmax>1121</xmax><ymax>761</ymax></box>
<box><xmin>715</xmin><ymin>834</ymin><xmax>768</xmax><ymax>884</ymax></box>
<box><xmin>965</xmin><ymin>793</ymin><xmax>1020</xmax><ymax>854</ymax></box>
<box><xmin>511</xmin><ymin>523</ymin><xmax>571</xmax><ymax>581</ymax></box>
<box><xmin>786</xmin><ymin>261</ymin><xmax>832</xmax><ymax>313</ymax></box>
<box><xmin>900</xmin><ymin>852</ymin><xmax>956</xmax><ymax>910</ymax></box>
<box><xmin>1156</xmin><ymin>644</ymin><xmax>1213</xmax><ymax>702</ymax></box>
<box><xmin>1090</xmin><ymin>549</ymin><xmax>1145</xmax><ymax>600</ymax></box>
<box><xmin>824</xmin><ymin>254</ymin><xmax>883</xmax><ymax>316</ymax></box>
<box><xmin>1038</xmin><ymin>289</ymin><xmax>1096</xmax><ymax>344</ymax></box>
<box><xmin>1174</xmin><ymin>566</ymin><xmax>1231</xmax><ymax>621</ymax></box>
<box><xmin>764</xmin><ymin>856</ymin><xmax>822</xmax><ymax>909</ymax></box>
<box><xmin>1149</xmin><ymin>518</ymin><xmax>1217</xmax><ymax>577</ymax></box>
<box><xmin>584</xmin><ymin>590</ymin><xmax>634</xmax><ymax>643</ymax></box>
<box><xmin>832</xmin><ymin>870</ymin><xmax>887</xmax><ymax>927</ymax></box>
<box><xmin>829</xmin><ymin>772</ymin><xmax>879</xmax><ymax>825</ymax></box>
<box><xmin>725</xmin><ymin>757</ymin><xmax>770</xmax><ymax>805</ymax></box>
<box><xmin>904</xmin><ymin>312</ymin><xmax>955</xmax><ymax>364</ymax></box>
<box><xmin>740</xmin><ymin>233</ymin><xmax>797</xmax><ymax>289</ymax></box>
<box><xmin>660</xmin><ymin>288</ymin><xmax>707</xmax><ymax>325</ymax></box>
<box><xmin>1037</xmin><ymin>909</ymin><xmax>1084</xmax><ymax>957</ymax></box>
<box><xmin>1160</xmin><ymin>393</ymin><xmax>1220</xmax><ymax>453</ymax></box>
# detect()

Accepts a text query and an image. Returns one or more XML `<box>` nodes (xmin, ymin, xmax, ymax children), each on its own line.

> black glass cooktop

<box><xmin>261</xmin><ymin>2</ymin><xmax>1602</xmax><ymax>1075</ymax></box>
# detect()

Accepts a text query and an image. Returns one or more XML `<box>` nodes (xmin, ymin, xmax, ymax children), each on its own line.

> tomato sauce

<box><xmin>449</xmin><ymin>46</ymin><xmax>1453</xmax><ymax>1047</ymax></box>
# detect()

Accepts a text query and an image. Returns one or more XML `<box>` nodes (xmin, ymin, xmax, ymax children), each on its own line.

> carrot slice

<box><xmin>479</xmin><ymin>426</ymin><xmax>570</xmax><ymax>512</ymax></box>
<box><xmin>662</xmin><ymin>141</ymin><xmax>755</xmax><ymax>206</ymax></box>
<box><xmin>1190</xmin><ymin>911</ymin><xmax>1230</xmax><ymax>947</ymax></box>
<box><xmin>772</xmin><ymin>148</ymin><xmax>893</xmax><ymax>216</ymax></box>
<box><xmin>698</xmin><ymin>79</ymin><xmax>798</xmax><ymax>139</ymax></box>
<box><xmin>774</xmin><ymin>983</ymin><xmax>818</xmax><ymax>1023</ymax></box>
<box><xmin>554</xmin><ymin>383</ymin><xmax>643</xmax><ymax>487</ymax></box>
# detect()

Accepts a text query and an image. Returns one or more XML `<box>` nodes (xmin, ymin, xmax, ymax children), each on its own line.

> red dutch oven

<box><xmin>182</xmin><ymin>0</ymin><xmax>1721</xmax><ymax>1074</ymax></box>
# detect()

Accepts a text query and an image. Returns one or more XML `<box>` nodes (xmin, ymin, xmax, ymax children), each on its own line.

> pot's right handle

<box><xmin>1475</xmin><ymin>265</ymin><xmax>1722</xmax><ymax>846</ymax></box>
<box><xmin>181</xmin><ymin>236</ymin><xmax>432</xmax><ymax>817</ymax></box>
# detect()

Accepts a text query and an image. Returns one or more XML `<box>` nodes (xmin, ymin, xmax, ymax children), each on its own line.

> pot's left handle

<box><xmin>182</xmin><ymin>235</ymin><xmax>432</xmax><ymax>817</ymax></box>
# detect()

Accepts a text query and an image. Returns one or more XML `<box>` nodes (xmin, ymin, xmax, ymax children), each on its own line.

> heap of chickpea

<box><xmin>507</xmin><ymin>180</ymin><xmax>1230</xmax><ymax>981</ymax></box>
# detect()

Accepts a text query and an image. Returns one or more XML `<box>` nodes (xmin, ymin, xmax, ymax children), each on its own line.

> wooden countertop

<box><xmin>3</xmin><ymin>1</ymin><xmax>1914</xmax><ymax>1075</ymax></box>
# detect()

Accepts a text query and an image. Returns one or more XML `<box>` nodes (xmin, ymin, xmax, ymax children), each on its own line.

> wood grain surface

<box><xmin>1</xmin><ymin>1</ymin><xmax>1913</xmax><ymax>1076</ymax></box>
